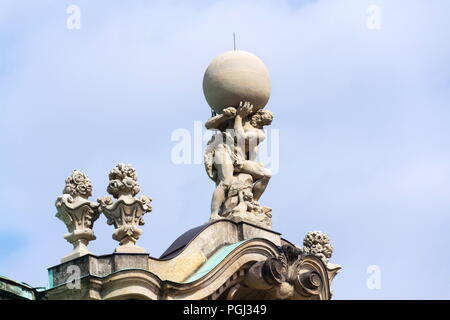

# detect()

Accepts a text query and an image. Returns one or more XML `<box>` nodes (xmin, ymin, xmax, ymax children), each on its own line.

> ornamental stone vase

<box><xmin>98</xmin><ymin>164</ymin><xmax>152</xmax><ymax>253</ymax></box>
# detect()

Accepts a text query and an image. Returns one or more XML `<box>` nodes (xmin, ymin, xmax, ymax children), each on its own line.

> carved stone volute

<box><xmin>244</xmin><ymin>242</ymin><xmax>336</xmax><ymax>300</ymax></box>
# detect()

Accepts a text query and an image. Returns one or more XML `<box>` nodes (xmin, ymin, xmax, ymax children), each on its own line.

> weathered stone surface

<box><xmin>43</xmin><ymin>51</ymin><xmax>342</xmax><ymax>301</ymax></box>
<box><xmin>204</xmin><ymin>100</ymin><xmax>274</xmax><ymax>229</ymax></box>
<box><xmin>303</xmin><ymin>231</ymin><xmax>334</xmax><ymax>264</ymax></box>
<box><xmin>240</xmin><ymin>222</ymin><xmax>280</xmax><ymax>245</ymax></box>
<box><xmin>48</xmin><ymin>253</ymin><xmax>150</xmax><ymax>288</ymax></box>
<box><xmin>203</xmin><ymin>50</ymin><xmax>271</xmax><ymax>114</ymax></box>
<box><xmin>98</xmin><ymin>164</ymin><xmax>152</xmax><ymax>254</ymax></box>
<box><xmin>203</xmin><ymin>52</ymin><xmax>274</xmax><ymax>229</ymax></box>
<box><xmin>44</xmin><ymin>236</ymin><xmax>338</xmax><ymax>300</ymax></box>
<box><xmin>48</xmin><ymin>220</ymin><xmax>281</xmax><ymax>288</ymax></box>
<box><xmin>0</xmin><ymin>277</ymin><xmax>36</xmax><ymax>300</ymax></box>
<box><xmin>149</xmin><ymin>220</ymin><xmax>240</xmax><ymax>282</ymax></box>
<box><xmin>55</xmin><ymin>170</ymin><xmax>100</xmax><ymax>263</ymax></box>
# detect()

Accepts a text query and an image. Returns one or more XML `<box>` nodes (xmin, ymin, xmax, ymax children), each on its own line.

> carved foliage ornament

<box><xmin>98</xmin><ymin>164</ymin><xmax>152</xmax><ymax>253</ymax></box>
<box><xmin>62</xmin><ymin>170</ymin><xmax>93</xmax><ymax>198</ymax></box>
<box><xmin>303</xmin><ymin>231</ymin><xmax>333</xmax><ymax>264</ymax></box>
<box><xmin>55</xmin><ymin>170</ymin><xmax>100</xmax><ymax>262</ymax></box>
<box><xmin>107</xmin><ymin>163</ymin><xmax>140</xmax><ymax>198</ymax></box>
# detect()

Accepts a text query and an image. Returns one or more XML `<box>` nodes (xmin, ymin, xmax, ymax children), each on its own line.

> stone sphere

<box><xmin>203</xmin><ymin>50</ymin><xmax>271</xmax><ymax>114</ymax></box>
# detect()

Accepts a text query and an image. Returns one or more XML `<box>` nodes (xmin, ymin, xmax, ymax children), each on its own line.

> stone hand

<box><xmin>222</xmin><ymin>107</ymin><xmax>237</xmax><ymax>118</ymax></box>
<box><xmin>237</xmin><ymin>101</ymin><xmax>254</xmax><ymax>117</ymax></box>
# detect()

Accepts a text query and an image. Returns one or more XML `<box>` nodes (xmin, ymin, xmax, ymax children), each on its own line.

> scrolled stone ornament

<box><xmin>262</xmin><ymin>257</ymin><xmax>286</xmax><ymax>286</ymax></box>
<box><xmin>98</xmin><ymin>164</ymin><xmax>152</xmax><ymax>253</ymax></box>
<box><xmin>55</xmin><ymin>170</ymin><xmax>100</xmax><ymax>263</ymax></box>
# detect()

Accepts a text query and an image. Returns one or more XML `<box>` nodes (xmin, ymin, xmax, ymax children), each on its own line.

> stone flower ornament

<box><xmin>303</xmin><ymin>231</ymin><xmax>334</xmax><ymax>264</ymax></box>
<box><xmin>55</xmin><ymin>170</ymin><xmax>100</xmax><ymax>263</ymax></box>
<box><xmin>98</xmin><ymin>164</ymin><xmax>152</xmax><ymax>253</ymax></box>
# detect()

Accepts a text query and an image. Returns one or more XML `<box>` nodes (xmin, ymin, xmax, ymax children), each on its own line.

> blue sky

<box><xmin>1</xmin><ymin>0</ymin><xmax>450</xmax><ymax>299</ymax></box>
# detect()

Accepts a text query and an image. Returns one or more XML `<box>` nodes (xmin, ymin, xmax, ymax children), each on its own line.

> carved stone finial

<box><xmin>98</xmin><ymin>164</ymin><xmax>152</xmax><ymax>253</ymax></box>
<box><xmin>303</xmin><ymin>231</ymin><xmax>334</xmax><ymax>264</ymax></box>
<box><xmin>106</xmin><ymin>163</ymin><xmax>140</xmax><ymax>198</ymax></box>
<box><xmin>55</xmin><ymin>170</ymin><xmax>100</xmax><ymax>263</ymax></box>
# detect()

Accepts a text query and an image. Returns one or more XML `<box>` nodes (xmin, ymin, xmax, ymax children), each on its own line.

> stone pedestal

<box><xmin>48</xmin><ymin>253</ymin><xmax>150</xmax><ymax>290</ymax></box>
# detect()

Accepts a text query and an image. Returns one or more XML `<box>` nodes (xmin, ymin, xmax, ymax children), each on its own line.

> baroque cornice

<box><xmin>44</xmin><ymin>221</ymin><xmax>339</xmax><ymax>300</ymax></box>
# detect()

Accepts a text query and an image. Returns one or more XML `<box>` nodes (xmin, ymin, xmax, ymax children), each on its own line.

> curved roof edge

<box><xmin>158</xmin><ymin>219</ymin><xmax>281</xmax><ymax>260</ymax></box>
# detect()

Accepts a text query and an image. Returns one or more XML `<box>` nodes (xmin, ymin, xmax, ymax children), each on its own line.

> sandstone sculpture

<box><xmin>243</xmin><ymin>244</ymin><xmax>329</xmax><ymax>299</ymax></box>
<box><xmin>40</xmin><ymin>50</ymin><xmax>342</xmax><ymax>301</ymax></box>
<box><xmin>55</xmin><ymin>170</ymin><xmax>100</xmax><ymax>262</ymax></box>
<box><xmin>303</xmin><ymin>231</ymin><xmax>334</xmax><ymax>264</ymax></box>
<box><xmin>98</xmin><ymin>164</ymin><xmax>152</xmax><ymax>253</ymax></box>
<box><xmin>203</xmin><ymin>50</ymin><xmax>272</xmax><ymax>114</ymax></box>
<box><xmin>203</xmin><ymin>51</ymin><xmax>274</xmax><ymax>229</ymax></box>
<box><xmin>204</xmin><ymin>101</ymin><xmax>274</xmax><ymax>228</ymax></box>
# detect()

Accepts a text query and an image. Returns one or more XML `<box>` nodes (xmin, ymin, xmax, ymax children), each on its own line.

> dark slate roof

<box><xmin>159</xmin><ymin>223</ymin><xmax>212</xmax><ymax>260</ymax></box>
<box><xmin>158</xmin><ymin>219</ymin><xmax>282</xmax><ymax>260</ymax></box>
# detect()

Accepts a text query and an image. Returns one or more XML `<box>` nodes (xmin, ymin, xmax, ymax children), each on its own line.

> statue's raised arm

<box><xmin>205</xmin><ymin>107</ymin><xmax>237</xmax><ymax>131</ymax></box>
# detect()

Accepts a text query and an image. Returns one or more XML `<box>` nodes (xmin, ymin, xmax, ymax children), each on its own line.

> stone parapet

<box><xmin>44</xmin><ymin>220</ymin><xmax>340</xmax><ymax>300</ymax></box>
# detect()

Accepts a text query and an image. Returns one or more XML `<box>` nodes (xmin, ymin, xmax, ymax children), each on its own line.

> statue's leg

<box><xmin>239</xmin><ymin>161</ymin><xmax>272</xmax><ymax>201</ymax></box>
<box><xmin>210</xmin><ymin>146</ymin><xmax>234</xmax><ymax>219</ymax></box>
